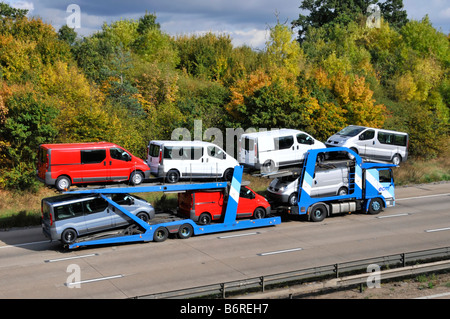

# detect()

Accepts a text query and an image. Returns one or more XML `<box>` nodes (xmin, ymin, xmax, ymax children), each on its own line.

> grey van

<box><xmin>267</xmin><ymin>165</ymin><xmax>350</xmax><ymax>205</ymax></box>
<box><xmin>325</xmin><ymin>126</ymin><xmax>408</xmax><ymax>165</ymax></box>
<box><xmin>41</xmin><ymin>193</ymin><xmax>155</xmax><ymax>245</ymax></box>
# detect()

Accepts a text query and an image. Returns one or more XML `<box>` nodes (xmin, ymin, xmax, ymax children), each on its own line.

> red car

<box><xmin>37</xmin><ymin>142</ymin><xmax>151</xmax><ymax>191</ymax></box>
<box><xmin>178</xmin><ymin>186</ymin><xmax>271</xmax><ymax>224</ymax></box>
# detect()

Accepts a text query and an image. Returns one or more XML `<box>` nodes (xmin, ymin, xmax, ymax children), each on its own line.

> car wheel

<box><xmin>253</xmin><ymin>207</ymin><xmax>266</xmax><ymax>219</ymax></box>
<box><xmin>223</xmin><ymin>168</ymin><xmax>234</xmax><ymax>181</ymax></box>
<box><xmin>288</xmin><ymin>193</ymin><xmax>298</xmax><ymax>206</ymax></box>
<box><xmin>392</xmin><ymin>154</ymin><xmax>401</xmax><ymax>166</ymax></box>
<box><xmin>337</xmin><ymin>187</ymin><xmax>348</xmax><ymax>196</ymax></box>
<box><xmin>166</xmin><ymin>169</ymin><xmax>180</xmax><ymax>183</ymax></box>
<box><xmin>198</xmin><ymin>213</ymin><xmax>212</xmax><ymax>225</ymax></box>
<box><xmin>130</xmin><ymin>171</ymin><xmax>144</xmax><ymax>185</ymax></box>
<box><xmin>61</xmin><ymin>228</ymin><xmax>77</xmax><ymax>245</ymax></box>
<box><xmin>136</xmin><ymin>212</ymin><xmax>150</xmax><ymax>222</ymax></box>
<box><xmin>261</xmin><ymin>160</ymin><xmax>276</xmax><ymax>174</ymax></box>
<box><xmin>56</xmin><ymin>176</ymin><xmax>71</xmax><ymax>191</ymax></box>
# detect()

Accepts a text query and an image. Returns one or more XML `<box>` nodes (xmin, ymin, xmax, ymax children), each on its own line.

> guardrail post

<box><xmin>334</xmin><ymin>263</ymin><xmax>339</xmax><ymax>278</ymax></box>
<box><xmin>260</xmin><ymin>276</ymin><xmax>265</xmax><ymax>292</ymax></box>
<box><xmin>401</xmin><ymin>253</ymin><xmax>406</xmax><ymax>267</ymax></box>
<box><xmin>220</xmin><ymin>283</ymin><xmax>225</xmax><ymax>299</ymax></box>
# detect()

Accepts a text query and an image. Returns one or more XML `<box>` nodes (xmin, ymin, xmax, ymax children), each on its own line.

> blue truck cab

<box><xmin>280</xmin><ymin>147</ymin><xmax>396</xmax><ymax>222</ymax></box>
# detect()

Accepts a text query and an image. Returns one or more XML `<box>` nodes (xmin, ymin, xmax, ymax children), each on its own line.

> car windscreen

<box><xmin>337</xmin><ymin>127</ymin><xmax>365</xmax><ymax>137</ymax></box>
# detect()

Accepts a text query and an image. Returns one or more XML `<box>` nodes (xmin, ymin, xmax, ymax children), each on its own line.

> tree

<box><xmin>0</xmin><ymin>2</ymin><xmax>27</xmax><ymax>19</ymax></box>
<box><xmin>58</xmin><ymin>24</ymin><xmax>77</xmax><ymax>45</ymax></box>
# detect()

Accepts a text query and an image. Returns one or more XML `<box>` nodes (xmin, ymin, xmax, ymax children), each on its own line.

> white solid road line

<box><xmin>65</xmin><ymin>274</ymin><xmax>124</xmax><ymax>287</ymax></box>
<box><xmin>258</xmin><ymin>247</ymin><xmax>303</xmax><ymax>256</ymax></box>
<box><xmin>396</xmin><ymin>193</ymin><xmax>450</xmax><ymax>201</ymax></box>
<box><xmin>45</xmin><ymin>253</ymin><xmax>99</xmax><ymax>263</ymax></box>
<box><xmin>377</xmin><ymin>213</ymin><xmax>410</xmax><ymax>219</ymax></box>
<box><xmin>218</xmin><ymin>232</ymin><xmax>260</xmax><ymax>239</ymax></box>
<box><xmin>425</xmin><ymin>227</ymin><xmax>450</xmax><ymax>233</ymax></box>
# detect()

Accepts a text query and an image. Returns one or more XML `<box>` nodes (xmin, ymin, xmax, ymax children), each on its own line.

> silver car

<box><xmin>267</xmin><ymin>165</ymin><xmax>350</xmax><ymax>205</ymax></box>
<box><xmin>41</xmin><ymin>193</ymin><xmax>155</xmax><ymax>245</ymax></box>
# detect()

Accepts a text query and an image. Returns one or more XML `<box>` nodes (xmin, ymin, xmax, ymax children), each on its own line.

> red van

<box><xmin>37</xmin><ymin>142</ymin><xmax>151</xmax><ymax>191</ymax></box>
<box><xmin>178</xmin><ymin>186</ymin><xmax>271</xmax><ymax>225</ymax></box>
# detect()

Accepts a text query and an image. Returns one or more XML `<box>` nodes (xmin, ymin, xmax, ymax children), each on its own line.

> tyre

<box><xmin>153</xmin><ymin>227</ymin><xmax>168</xmax><ymax>242</ymax></box>
<box><xmin>136</xmin><ymin>212</ymin><xmax>150</xmax><ymax>222</ymax></box>
<box><xmin>253</xmin><ymin>207</ymin><xmax>266</xmax><ymax>219</ymax></box>
<box><xmin>392</xmin><ymin>154</ymin><xmax>402</xmax><ymax>166</ymax></box>
<box><xmin>178</xmin><ymin>223</ymin><xmax>194</xmax><ymax>239</ymax></box>
<box><xmin>368</xmin><ymin>198</ymin><xmax>383</xmax><ymax>215</ymax></box>
<box><xmin>310</xmin><ymin>204</ymin><xmax>327</xmax><ymax>222</ymax></box>
<box><xmin>337</xmin><ymin>187</ymin><xmax>348</xmax><ymax>196</ymax></box>
<box><xmin>223</xmin><ymin>168</ymin><xmax>234</xmax><ymax>181</ymax></box>
<box><xmin>261</xmin><ymin>160</ymin><xmax>276</xmax><ymax>174</ymax></box>
<box><xmin>198</xmin><ymin>213</ymin><xmax>212</xmax><ymax>225</ymax></box>
<box><xmin>166</xmin><ymin>169</ymin><xmax>180</xmax><ymax>183</ymax></box>
<box><xmin>288</xmin><ymin>193</ymin><xmax>298</xmax><ymax>206</ymax></box>
<box><xmin>130</xmin><ymin>171</ymin><xmax>144</xmax><ymax>185</ymax></box>
<box><xmin>61</xmin><ymin>228</ymin><xmax>77</xmax><ymax>245</ymax></box>
<box><xmin>55</xmin><ymin>176</ymin><xmax>71</xmax><ymax>191</ymax></box>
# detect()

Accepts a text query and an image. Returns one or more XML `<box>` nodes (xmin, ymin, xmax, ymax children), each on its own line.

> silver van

<box><xmin>267</xmin><ymin>165</ymin><xmax>350</xmax><ymax>205</ymax></box>
<box><xmin>325</xmin><ymin>126</ymin><xmax>408</xmax><ymax>165</ymax></box>
<box><xmin>41</xmin><ymin>193</ymin><xmax>155</xmax><ymax>245</ymax></box>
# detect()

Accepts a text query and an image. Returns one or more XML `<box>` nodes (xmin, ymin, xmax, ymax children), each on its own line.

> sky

<box><xmin>5</xmin><ymin>0</ymin><xmax>450</xmax><ymax>49</ymax></box>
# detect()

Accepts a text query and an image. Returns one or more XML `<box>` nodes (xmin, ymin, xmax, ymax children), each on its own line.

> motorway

<box><xmin>0</xmin><ymin>182</ymin><xmax>449</xmax><ymax>299</ymax></box>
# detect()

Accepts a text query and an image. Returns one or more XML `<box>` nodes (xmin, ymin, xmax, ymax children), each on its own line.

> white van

<box><xmin>147</xmin><ymin>140</ymin><xmax>239</xmax><ymax>183</ymax></box>
<box><xmin>325</xmin><ymin>126</ymin><xmax>408</xmax><ymax>165</ymax></box>
<box><xmin>239</xmin><ymin>129</ymin><xmax>326</xmax><ymax>173</ymax></box>
<box><xmin>267</xmin><ymin>164</ymin><xmax>350</xmax><ymax>205</ymax></box>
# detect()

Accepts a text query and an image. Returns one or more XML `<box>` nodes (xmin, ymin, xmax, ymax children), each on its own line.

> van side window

<box><xmin>296</xmin><ymin>133</ymin><xmax>314</xmax><ymax>145</ymax></box>
<box><xmin>274</xmin><ymin>136</ymin><xmax>294</xmax><ymax>150</ymax></box>
<box><xmin>183</xmin><ymin>147</ymin><xmax>203</xmax><ymax>160</ymax></box>
<box><xmin>393</xmin><ymin>134</ymin><xmax>407</xmax><ymax>146</ymax></box>
<box><xmin>110</xmin><ymin>147</ymin><xmax>131</xmax><ymax>161</ymax></box>
<box><xmin>85</xmin><ymin>198</ymin><xmax>108</xmax><ymax>214</ymax></box>
<box><xmin>360</xmin><ymin>129</ymin><xmax>375</xmax><ymax>140</ymax></box>
<box><xmin>54</xmin><ymin>202</ymin><xmax>84</xmax><ymax>220</ymax></box>
<box><xmin>378</xmin><ymin>132</ymin><xmax>393</xmax><ymax>144</ymax></box>
<box><xmin>207</xmin><ymin>146</ymin><xmax>225</xmax><ymax>159</ymax></box>
<box><xmin>81</xmin><ymin>149</ymin><xmax>106</xmax><ymax>164</ymax></box>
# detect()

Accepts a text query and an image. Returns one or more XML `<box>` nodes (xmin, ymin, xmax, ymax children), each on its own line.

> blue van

<box><xmin>41</xmin><ymin>193</ymin><xmax>155</xmax><ymax>245</ymax></box>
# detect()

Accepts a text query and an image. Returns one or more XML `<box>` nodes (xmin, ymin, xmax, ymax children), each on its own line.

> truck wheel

<box><xmin>253</xmin><ymin>207</ymin><xmax>266</xmax><ymax>219</ymax></box>
<box><xmin>61</xmin><ymin>228</ymin><xmax>77</xmax><ymax>245</ymax></box>
<box><xmin>130</xmin><ymin>171</ymin><xmax>144</xmax><ymax>185</ymax></box>
<box><xmin>178</xmin><ymin>223</ymin><xmax>194</xmax><ymax>239</ymax></box>
<box><xmin>310</xmin><ymin>204</ymin><xmax>327</xmax><ymax>222</ymax></box>
<box><xmin>368</xmin><ymin>198</ymin><xmax>383</xmax><ymax>215</ymax></box>
<box><xmin>198</xmin><ymin>213</ymin><xmax>212</xmax><ymax>225</ymax></box>
<box><xmin>153</xmin><ymin>227</ymin><xmax>168</xmax><ymax>242</ymax></box>
<box><xmin>166</xmin><ymin>169</ymin><xmax>180</xmax><ymax>183</ymax></box>
<box><xmin>56</xmin><ymin>176</ymin><xmax>71</xmax><ymax>191</ymax></box>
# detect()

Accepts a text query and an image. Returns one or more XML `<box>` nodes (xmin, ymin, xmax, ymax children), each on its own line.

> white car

<box><xmin>147</xmin><ymin>140</ymin><xmax>239</xmax><ymax>183</ymax></box>
<box><xmin>239</xmin><ymin>129</ymin><xmax>326</xmax><ymax>173</ymax></box>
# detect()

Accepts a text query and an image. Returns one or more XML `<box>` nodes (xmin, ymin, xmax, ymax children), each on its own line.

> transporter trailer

<box><xmin>278</xmin><ymin>147</ymin><xmax>397</xmax><ymax>222</ymax></box>
<box><xmin>65</xmin><ymin>166</ymin><xmax>281</xmax><ymax>249</ymax></box>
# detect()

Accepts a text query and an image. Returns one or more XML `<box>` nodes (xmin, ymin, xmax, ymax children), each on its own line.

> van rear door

<box><xmin>37</xmin><ymin>146</ymin><xmax>49</xmax><ymax>181</ymax></box>
<box><xmin>241</xmin><ymin>136</ymin><xmax>257</xmax><ymax>167</ymax></box>
<box><xmin>147</xmin><ymin>142</ymin><xmax>162</xmax><ymax>175</ymax></box>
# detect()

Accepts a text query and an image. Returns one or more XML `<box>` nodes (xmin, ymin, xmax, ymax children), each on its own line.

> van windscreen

<box><xmin>338</xmin><ymin>127</ymin><xmax>365</xmax><ymax>137</ymax></box>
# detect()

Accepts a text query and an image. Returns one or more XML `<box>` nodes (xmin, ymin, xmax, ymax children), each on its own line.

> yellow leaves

<box><xmin>226</xmin><ymin>69</ymin><xmax>271</xmax><ymax>118</ymax></box>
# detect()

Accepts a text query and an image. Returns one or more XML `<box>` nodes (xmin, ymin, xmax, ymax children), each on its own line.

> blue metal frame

<box><xmin>67</xmin><ymin>166</ymin><xmax>281</xmax><ymax>249</ymax></box>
